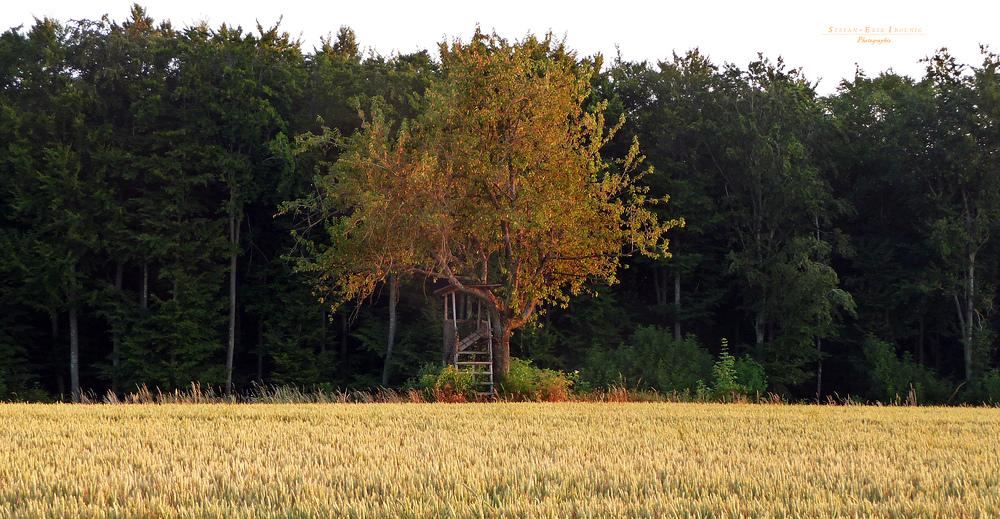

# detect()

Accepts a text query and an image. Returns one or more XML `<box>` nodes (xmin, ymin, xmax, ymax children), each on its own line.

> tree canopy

<box><xmin>5</xmin><ymin>7</ymin><xmax>1000</xmax><ymax>404</ymax></box>
<box><xmin>290</xmin><ymin>30</ymin><xmax>679</xmax><ymax>373</ymax></box>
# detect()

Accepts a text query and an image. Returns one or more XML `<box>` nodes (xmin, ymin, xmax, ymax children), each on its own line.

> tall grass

<box><xmin>87</xmin><ymin>383</ymin><xmax>422</xmax><ymax>405</ymax></box>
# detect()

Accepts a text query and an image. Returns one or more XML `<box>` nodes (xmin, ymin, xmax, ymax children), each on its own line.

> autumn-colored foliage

<box><xmin>291</xmin><ymin>30</ymin><xmax>679</xmax><ymax>373</ymax></box>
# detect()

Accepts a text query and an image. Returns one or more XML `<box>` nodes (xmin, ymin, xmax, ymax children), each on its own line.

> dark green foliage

<box><xmin>2</xmin><ymin>10</ymin><xmax>1000</xmax><ymax>404</ymax></box>
<box><xmin>710</xmin><ymin>340</ymin><xmax>744</xmax><ymax>401</ymax></box>
<box><xmin>510</xmin><ymin>321</ymin><xmax>564</xmax><ymax>369</ymax></box>
<box><xmin>402</xmin><ymin>363</ymin><xmax>444</xmax><ymax>394</ymax></box>
<box><xmin>0</xmin><ymin>240</ymin><xmax>39</xmax><ymax>399</ymax></box>
<box><xmin>965</xmin><ymin>369</ymin><xmax>1000</xmax><ymax>405</ymax></box>
<box><xmin>734</xmin><ymin>355</ymin><xmax>768</xmax><ymax>396</ymax></box>
<box><xmin>408</xmin><ymin>364</ymin><xmax>479</xmax><ymax>402</ymax></box>
<box><xmin>863</xmin><ymin>336</ymin><xmax>951</xmax><ymax>404</ymax></box>
<box><xmin>511</xmin><ymin>288</ymin><xmax>635</xmax><ymax>374</ymax></box>
<box><xmin>696</xmin><ymin>339</ymin><xmax>769</xmax><ymax>402</ymax></box>
<box><xmin>581</xmin><ymin>326</ymin><xmax>712</xmax><ymax>393</ymax></box>
<box><xmin>499</xmin><ymin>358</ymin><xmax>575</xmax><ymax>402</ymax></box>
<box><xmin>348</xmin><ymin>278</ymin><xmax>444</xmax><ymax>388</ymax></box>
<box><xmin>0</xmin><ymin>10</ymin><xmax>316</xmax><ymax>397</ymax></box>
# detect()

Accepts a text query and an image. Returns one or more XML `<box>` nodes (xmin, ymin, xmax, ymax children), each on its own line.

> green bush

<box><xmin>710</xmin><ymin>340</ymin><xmax>744</xmax><ymax>401</ymax></box>
<box><xmin>403</xmin><ymin>363</ymin><xmax>441</xmax><ymax>392</ymax></box>
<box><xmin>964</xmin><ymin>369</ymin><xmax>1000</xmax><ymax>405</ymax></box>
<box><xmin>863</xmin><ymin>336</ymin><xmax>951</xmax><ymax>404</ymax></box>
<box><xmin>581</xmin><ymin>326</ymin><xmax>712</xmax><ymax>393</ymax></box>
<box><xmin>405</xmin><ymin>363</ymin><xmax>479</xmax><ymax>402</ymax></box>
<box><xmin>696</xmin><ymin>339</ymin><xmax>769</xmax><ymax>402</ymax></box>
<box><xmin>500</xmin><ymin>358</ymin><xmax>574</xmax><ymax>402</ymax></box>
<box><xmin>735</xmin><ymin>355</ymin><xmax>768</xmax><ymax>396</ymax></box>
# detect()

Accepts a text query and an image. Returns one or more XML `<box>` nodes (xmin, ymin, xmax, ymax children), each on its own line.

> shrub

<box><xmin>711</xmin><ymin>339</ymin><xmax>745</xmax><ymax>401</ymax></box>
<box><xmin>581</xmin><ymin>326</ymin><xmax>712</xmax><ymax>393</ymax></box>
<box><xmin>963</xmin><ymin>369</ymin><xmax>1000</xmax><ymax>406</ymax></box>
<box><xmin>4</xmin><ymin>382</ymin><xmax>53</xmax><ymax>403</ymax></box>
<box><xmin>735</xmin><ymin>354</ymin><xmax>768</xmax><ymax>396</ymax></box>
<box><xmin>695</xmin><ymin>339</ymin><xmax>769</xmax><ymax>402</ymax></box>
<box><xmin>500</xmin><ymin>358</ymin><xmax>574</xmax><ymax>402</ymax></box>
<box><xmin>405</xmin><ymin>363</ymin><xmax>479</xmax><ymax>402</ymax></box>
<box><xmin>403</xmin><ymin>363</ymin><xmax>441</xmax><ymax>393</ymax></box>
<box><xmin>863</xmin><ymin>336</ymin><xmax>951</xmax><ymax>404</ymax></box>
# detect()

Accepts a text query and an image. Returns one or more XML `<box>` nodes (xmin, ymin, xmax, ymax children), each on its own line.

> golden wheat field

<box><xmin>1</xmin><ymin>403</ymin><xmax>999</xmax><ymax>518</ymax></box>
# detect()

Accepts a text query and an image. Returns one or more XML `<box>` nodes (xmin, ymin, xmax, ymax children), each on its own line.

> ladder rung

<box><xmin>457</xmin><ymin>361</ymin><xmax>493</xmax><ymax>366</ymax></box>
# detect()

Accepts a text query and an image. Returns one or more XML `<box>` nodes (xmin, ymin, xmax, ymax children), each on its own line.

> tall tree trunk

<box><xmin>70</xmin><ymin>306</ymin><xmax>79</xmax><ymax>403</ymax></box>
<box><xmin>226</xmin><ymin>212</ymin><xmax>242</xmax><ymax>396</ymax></box>
<box><xmin>51</xmin><ymin>312</ymin><xmax>64</xmax><ymax>396</ymax></box>
<box><xmin>954</xmin><ymin>251</ymin><xmax>976</xmax><ymax>383</ymax></box>
<box><xmin>256</xmin><ymin>320</ymin><xmax>264</xmax><ymax>384</ymax></box>
<box><xmin>754</xmin><ymin>312</ymin><xmax>766</xmax><ymax>359</ymax></box>
<box><xmin>494</xmin><ymin>317</ymin><xmax>511</xmax><ymax>376</ymax></box>
<box><xmin>141</xmin><ymin>261</ymin><xmax>149</xmax><ymax>310</ymax></box>
<box><xmin>652</xmin><ymin>267</ymin><xmax>667</xmax><ymax>306</ymax></box>
<box><xmin>340</xmin><ymin>313</ymin><xmax>348</xmax><ymax>359</ymax></box>
<box><xmin>112</xmin><ymin>261</ymin><xmax>123</xmax><ymax>395</ymax></box>
<box><xmin>815</xmin><ymin>336</ymin><xmax>822</xmax><ymax>404</ymax></box>
<box><xmin>674</xmin><ymin>271</ymin><xmax>682</xmax><ymax>342</ymax></box>
<box><xmin>170</xmin><ymin>278</ymin><xmax>178</xmax><ymax>389</ymax></box>
<box><xmin>814</xmin><ymin>218</ymin><xmax>824</xmax><ymax>403</ymax></box>
<box><xmin>319</xmin><ymin>312</ymin><xmax>327</xmax><ymax>355</ymax></box>
<box><xmin>382</xmin><ymin>274</ymin><xmax>398</xmax><ymax>387</ymax></box>
<box><xmin>69</xmin><ymin>264</ymin><xmax>80</xmax><ymax>403</ymax></box>
<box><xmin>917</xmin><ymin>317</ymin><xmax>925</xmax><ymax>366</ymax></box>
<box><xmin>964</xmin><ymin>251</ymin><xmax>975</xmax><ymax>382</ymax></box>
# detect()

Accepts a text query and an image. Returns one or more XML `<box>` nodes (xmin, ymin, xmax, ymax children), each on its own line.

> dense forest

<box><xmin>2</xmin><ymin>6</ymin><xmax>1000</xmax><ymax>404</ymax></box>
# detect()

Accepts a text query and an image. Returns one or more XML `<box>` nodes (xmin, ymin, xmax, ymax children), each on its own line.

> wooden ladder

<box><xmin>454</xmin><ymin>319</ymin><xmax>494</xmax><ymax>396</ymax></box>
<box><xmin>441</xmin><ymin>287</ymin><xmax>496</xmax><ymax>397</ymax></box>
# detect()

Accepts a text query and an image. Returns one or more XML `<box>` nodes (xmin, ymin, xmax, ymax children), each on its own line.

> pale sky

<box><xmin>2</xmin><ymin>0</ymin><xmax>995</xmax><ymax>95</ymax></box>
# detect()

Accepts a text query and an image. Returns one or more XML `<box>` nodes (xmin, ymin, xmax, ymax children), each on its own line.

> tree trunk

<box><xmin>652</xmin><ymin>267</ymin><xmax>667</xmax><ymax>306</ymax></box>
<box><xmin>112</xmin><ymin>261</ymin><xmax>123</xmax><ymax>395</ymax></box>
<box><xmin>226</xmin><ymin>212</ymin><xmax>242</xmax><ymax>396</ymax></box>
<box><xmin>319</xmin><ymin>312</ymin><xmax>327</xmax><ymax>355</ymax></box>
<box><xmin>69</xmin><ymin>263</ymin><xmax>80</xmax><ymax>403</ymax></box>
<box><xmin>141</xmin><ymin>261</ymin><xmax>149</xmax><ymax>310</ymax></box>
<box><xmin>256</xmin><ymin>320</ymin><xmax>264</xmax><ymax>384</ymax></box>
<box><xmin>51</xmin><ymin>313</ymin><xmax>64</xmax><ymax>396</ymax></box>
<box><xmin>674</xmin><ymin>271</ymin><xmax>682</xmax><ymax>342</ymax></box>
<box><xmin>917</xmin><ymin>317</ymin><xmax>925</xmax><ymax>366</ymax></box>
<box><xmin>70</xmin><ymin>305</ymin><xmax>79</xmax><ymax>403</ymax></box>
<box><xmin>494</xmin><ymin>319</ymin><xmax>511</xmax><ymax>376</ymax></box>
<box><xmin>814</xmin><ymin>219</ymin><xmax>823</xmax><ymax>403</ymax></box>
<box><xmin>382</xmin><ymin>274</ymin><xmax>398</xmax><ymax>387</ymax></box>
<box><xmin>340</xmin><ymin>313</ymin><xmax>348</xmax><ymax>359</ymax></box>
<box><xmin>69</xmin><ymin>302</ymin><xmax>80</xmax><ymax>403</ymax></box>
<box><xmin>954</xmin><ymin>251</ymin><xmax>976</xmax><ymax>383</ymax></box>
<box><xmin>443</xmin><ymin>320</ymin><xmax>457</xmax><ymax>365</ymax></box>
<box><xmin>754</xmin><ymin>312</ymin><xmax>765</xmax><ymax>359</ymax></box>
<box><xmin>964</xmin><ymin>251</ymin><xmax>975</xmax><ymax>382</ymax></box>
<box><xmin>815</xmin><ymin>335</ymin><xmax>822</xmax><ymax>404</ymax></box>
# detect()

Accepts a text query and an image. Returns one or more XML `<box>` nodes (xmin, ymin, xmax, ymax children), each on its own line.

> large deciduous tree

<box><xmin>923</xmin><ymin>49</ymin><xmax>1000</xmax><ymax>382</ymax></box>
<box><xmin>1</xmin><ymin>18</ymin><xmax>110</xmax><ymax>402</ymax></box>
<box><xmin>291</xmin><ymin>31</ymin><xmax>678</xmax><ymax>374</ymax></box>
<box><xmin>709</xmin><ymin>55</ymin><xmax>854</xmax><ymax>390</ymax></box>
